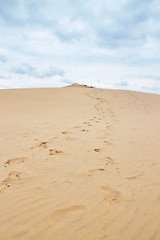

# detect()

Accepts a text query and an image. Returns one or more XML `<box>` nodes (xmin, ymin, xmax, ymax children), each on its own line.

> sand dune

<box><xmin>0</xmin><ymin>85</ymin><xmax>160</xmax><ymax>240</ymax></box>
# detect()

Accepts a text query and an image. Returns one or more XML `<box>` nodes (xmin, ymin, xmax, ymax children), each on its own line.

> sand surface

<box><xmin>0</xmin><ymin>85</ymin><xmax>160</xmax><ymax>240</ymax></box>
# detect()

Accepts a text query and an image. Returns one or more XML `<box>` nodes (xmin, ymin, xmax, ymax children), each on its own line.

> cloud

<box><xmin>35</xmin><ymin>66</ymin><xmax>65</xmax><ymax>78</ymax></box>
<box><xmin>11</xmin><ymin>64</ymin><xmax>35</xmax><ymax>75</ymax></box>
<box><xmin>63</xmin><ymin>79</ymin><xmax>74</xmax><ymax>85</ymax></box>
<box><xmin>0</xmin><ymin>0</ymin><xmax>160</xmax><ymax>93</ymax></box>
<box><xmin>0</xmin><ymin>55</ymin><xmax>7</xmax><ymax>62</ymax></box>
<box><xmin>55</xmin><ymin>29</ymin><xmax>82</xmax><ymax>43</ymax></box>
<box><xmin>0</xmin><ymin>0</ymin><xmax>28</xmax><ymax>26</ymax></box>
<box><xmin>11</xmin><ymin>64</ymin><xmax>64</xmax><ymax>78</ymax></box>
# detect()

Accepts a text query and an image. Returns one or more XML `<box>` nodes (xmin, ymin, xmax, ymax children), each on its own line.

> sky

<box><xmin>0</xmin><ymin>0</ymin><xmax>160</xmax><ymax>94</ymax></box>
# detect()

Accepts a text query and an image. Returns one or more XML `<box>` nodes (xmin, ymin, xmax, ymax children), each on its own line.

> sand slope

<box><xmin>0</xmin><ymin>86</ymin><xmax>160</xmax><ymax>240</ymax></box>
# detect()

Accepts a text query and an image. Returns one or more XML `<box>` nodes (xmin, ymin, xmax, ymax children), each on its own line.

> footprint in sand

<box><xmin>125</xmin><ymin>176</ymin><xmax>137</xmax><ymax>180</ymax></box>
<box><xmin>80</xmin><ymin>129</ymin><xmax>89</xmax><ymax>132</ymax></box>
<box><xmin>4</xmin><ymin>157</ymin><xmax>26</xmax><ymax>167</ymax></box>
<box><xmin>31</xmin><ymin>141</ymin><xmax>48</xmax><ymax>150</ymax></box>
<box><xmin>116</xmin><ymin>168</ymin><xmax>120</xmax><ymax>173</ymax></box>
<box><xmin>100</xmin><ymin>186</ymin><xmax>123</xmax><ymax>203</ymax></box>
<box><xmin>39</xmin><ymin>141</ymin><xmax>48</xmax><ymax>148</ymax></box>
<box><xmin>105</xmin><ymin>156</ymin><xmax>114</xmax><ymax>165</ymax></box>
<box><xmin>88</xmin><ymin>168</ymin><xmax>105</xmax><ymax>176</ymax></box>
<box><xmin>94</xmin><ymin>148</ymin><xmax>101</xmax><ymax>153</ymax></box>
<box><xmin>90</xmin><ymin>117</ymin><xmax>96</xmax><ymax>121</ymax></box>
<box><xmin>49</xmin><ymin>149</ymin><xmax>63</xmax><ymax>156</ymax></box>
<box><xmin>104</xmin><ymin>140</ymin><xmax>112</xmax><ymax>145</ymax></box>
<box><xmin>7</xmin><ymin>171</ymin><xmax>22</xmax><ymax>181</ymax></box>
<box><xmin>65</xmin><ymin>136</ymin><xmax>77</xmax><ymax>141</ymax></box>
<box><xmin>83</xmin><ymin>122</ymin><xmax>92</xmax><ymax>127</ymax></box>
<box><xmin>0</xmin><ymin>171</ymin><xmax>23</xmax><ymax>191</ymax></box>
<box><xmin>62</xmin><ymin>131</ymin><xmax>71</xmax><ymax>135</ymax></box>
<box><xmin>50</xmin><ymin>205</ymin><xmax>85</xmax><ymax>222</ymax></box>
<box><xmin>74</xmin><ymin>126</ymin><xmax>81</xmax><ymax>129</ymax></box>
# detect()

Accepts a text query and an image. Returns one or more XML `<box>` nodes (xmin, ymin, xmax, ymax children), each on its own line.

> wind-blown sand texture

<box><xmin>0</xmin><ymin>85</ymin><xmax>160</xmax><ymax>240</ymax></box>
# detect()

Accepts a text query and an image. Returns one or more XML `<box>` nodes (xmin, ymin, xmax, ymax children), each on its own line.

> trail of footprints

<box><xmin>27</xmin><ymin>104</ymin><xmax>116</xmax><ymax>179</ymax></box>
<box><xmin>1</xmin><ymin>92</ymin><xmax>121</xmax><ymax>204</ymax></box>
<box><xmin>87</xmin><ymin>91</ymin><xmax>119</xmax><ymax>125</ymax></box>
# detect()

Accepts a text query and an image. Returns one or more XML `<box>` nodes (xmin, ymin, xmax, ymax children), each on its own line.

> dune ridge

<box><xmin>0</xmin><ymin>86</ymin><xmax>160</xmax><ymax>240</ymax></box>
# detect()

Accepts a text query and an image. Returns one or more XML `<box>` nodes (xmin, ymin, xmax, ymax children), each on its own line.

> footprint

<box><xmin>65</xmin><ymin>136</ymin><xmax>77</xmax><ymax>141</ymax></box>
<box><xmin>31</xmin><ymin>141</ymin><xmax>48</xmax><ymax>149</ymax></box>
<box><xmin>101</xmin><ymin>186</ymin><xmax>123</xmax><ymax>203</ymax></box>
<box><xmin>4</xmin><ymin>157</ymin><xmax>26</xmax><ymax>166</ymax></box>
<box><xmin>39</xmin><ymin>141</ymin><xmax>48</xmax><ymax>148</ymax></box>
<box><xmin>105</xmin><ymin>157</ymin><xmax>114</xmax><ymax>165</ymax></box>
<box><xmin>125</xmin><ymin>176</ymin><xmax>137</xmax><ymax>180</ymax></box>
<box><xmin>49</xmin><ymin>149</ymin><xmax>63</xmax><ymax>155</ymax></box>
<box><xmin>50</xmin><ymin>205</ymin><xmax>85</xmax><ymax>222</ymax></box>
<box><xmin>104</xmin><ymin>140</ymin><xmax>113</xmax><ymax>146</ymax></box>
<box><xmin>7</xmin><ymin>171</ymin><xmax>22</xmax><ymax>181</ymax></box>
<box><xmin>0</xmin><ymin>171</ymin><xmax>22</xmax><ymax>191</ymax></box>
<box><xmin>116</xmin><ymin>168</ymin><xmax>120</xmax><ymax>173</ymax></box>
<box><xmin>88</xmin><ymin>168</ymin><xmax>105</xmax><ymax>176</ymax></box>
<box><xmin>62</xmin><ymin>131</ymin><xmax>71</xmax><ymax>135</ymax></box>
<box><xmin>83</xmin><ymin>122</ymin><xmax>92</xmax><ymax>127</ymax></box>
<box><xmin>80</xmin><ymin>129</ymin><xmax>89</xmax><ymax>132</ymax></box>
<box><xmin>94</xmin><ymin>148</ymin><xmax>101</xmax><ymax>153</ymax></box>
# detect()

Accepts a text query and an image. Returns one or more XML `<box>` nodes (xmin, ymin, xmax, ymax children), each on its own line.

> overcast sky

<box><xmin>0</xmin><ymin>0</ymin><xmax>160</xmax><ymax>93</ymax></box>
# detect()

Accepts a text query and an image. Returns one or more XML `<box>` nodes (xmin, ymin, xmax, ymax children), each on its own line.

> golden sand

<box><xmin>0</xmin><ymin>85</ymin><xmax>160</xmax><ymax>239</ymax></box>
